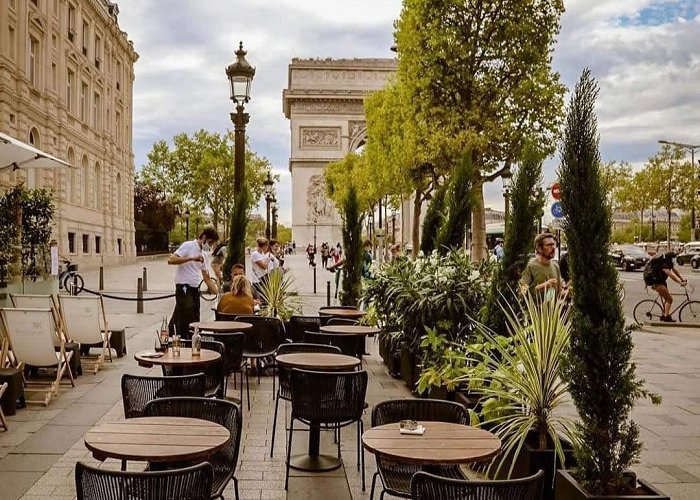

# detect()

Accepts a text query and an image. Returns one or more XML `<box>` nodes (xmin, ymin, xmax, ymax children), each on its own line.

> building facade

<box><xmin>0</xmin><ymin>0</ymin><xmax>138</xmax><ymax>267</ymax></box>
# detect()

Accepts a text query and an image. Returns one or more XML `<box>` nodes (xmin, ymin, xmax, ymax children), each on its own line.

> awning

<box><xmin>0</xmin><ymin>132</ymin><xmax>72</xmax><ymax>171</ymax></box>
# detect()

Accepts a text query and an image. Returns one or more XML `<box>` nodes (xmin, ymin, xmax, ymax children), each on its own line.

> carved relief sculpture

<box><xmin>307</xmin><ymin>174</ymin><xmax>334</xmax><ymax>223</ymax></box>
<box><xmin>300</xmin><ymin>127</ymin><xmax>341</xmax><ymax>149</ymax></box>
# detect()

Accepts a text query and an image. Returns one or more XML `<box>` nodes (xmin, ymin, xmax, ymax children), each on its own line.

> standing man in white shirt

<box><xmin>251</xmin><ymin>237</ymin><xmax>271</xmax><ymax>300</ymax></box>
<box><xmin>167</xmin><ymin>227</ymin><xmax>219</xmax><ymax>338</ymax></box>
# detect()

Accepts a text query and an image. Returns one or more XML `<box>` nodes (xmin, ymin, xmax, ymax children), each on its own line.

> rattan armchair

<box><xmin>270</xmin><ymin>343</ymin><xmax>341</xmax><ymax>458</ymax></box>
<box><xmin>287</xmin><ymin>315</ymin><xmax>321</xmax><ymax>342</ymax></box>
<box><xmin>143</xmin><ymin>397</ymin><xmax>243</xmax><ymax>500</ymax></box>
<box><xmin>161</xmin><ymin>340</ymin><xmax>225</xmax><ymax>398</ymax></box>
<box><xmin>121</xmin><ymin>373</ymin><xmax>206</xmax><ymax>419</ymax></box>
<box><xmin>410</xmin><ymin>469</ymin><xmax>545</xmax><ymax>500</ymax></box>
<box><xmin>303</xmin><ymin>330</ymin><xmax>362</xmax><ymax>359</ymax></box>
<box><xmin>286</xmin><ymin>369</ymin><xmax>368</xmax><ymax>491</ymax></box>
<box><xmin>201</xmin><ymin>332</ymin><xmax>247</xmax><ymax>405</ymax></box>
<box><xmin>370</xmin><ymin>399</ymin><xmax>470</xmax><ymax>500</ymax></box>
<box><xmin>75</xmin><ymin>461</ymin><xmax>213</xmax><ymax>500</ymax></box>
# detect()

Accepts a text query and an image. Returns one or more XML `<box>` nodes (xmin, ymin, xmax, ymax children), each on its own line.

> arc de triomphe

<box><xmin>283</xmin><ymin>58</ymin><xmax>397</xmax><ymax>248</ymax></box>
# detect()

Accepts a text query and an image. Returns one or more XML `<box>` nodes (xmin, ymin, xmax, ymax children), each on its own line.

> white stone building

<box><xmin>0</xmin><ymin>0</ymin><xmax>138</xmax><ymax>267</ymax></box>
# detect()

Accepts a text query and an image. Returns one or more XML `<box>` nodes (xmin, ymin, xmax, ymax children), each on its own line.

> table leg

<box><xmin>289</xmin><ymin>421</ymin><xmax>341</xmax><ymax>472</ymax></box>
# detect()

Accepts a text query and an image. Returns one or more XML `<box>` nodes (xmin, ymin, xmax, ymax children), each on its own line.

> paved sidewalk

<box><xmin>1</xmin><ymin>254</ymin><xmax>699</xmax><ymax>499</ymax></box>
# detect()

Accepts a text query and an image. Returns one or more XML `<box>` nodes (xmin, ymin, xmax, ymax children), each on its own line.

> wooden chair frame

<box><xmin>58</xmin><ymin>295</ymin><xmax>112</xmax><ymax>374</ymax></box>
<box><xmin>0</xmin><ymin>382</ymin><xmax>8</xmax><ymax>431</ymax></box>
<box><xmin>10</xmin><ymin>294</ymin><xmax>68</xmax><ymax>343</ymax></box>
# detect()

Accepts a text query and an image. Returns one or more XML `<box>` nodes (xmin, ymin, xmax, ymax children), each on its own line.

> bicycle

<box><xmin>633</xmin><ymin>283</ymin><xmax>700</xmax><ymax>324</ymax></box>
<box><xmin>58</xmin><ymin>259</ymin><xmax>84</xmax><ymax>295</ymax></box>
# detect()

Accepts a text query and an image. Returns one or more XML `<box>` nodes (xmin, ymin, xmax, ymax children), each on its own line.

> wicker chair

<box><xmin>214</xmin><ymin>310</ymin><xmax>239</xmax><ymax>322</ymax></box>
<box><xmin>0</xmin><ymin>382</ymin><xmax>8</xmax><ymax>431</ymax></box>
<box><xmin>201</xmin><ymin>332</ymin><xmax>247</xmax><ymax>406</ymax></box>
<box><xmin>121</xmin><ymin>373</ymin><xmax>206</xmax><ymax>419</ymax></box>
<box><xmin>303</xmin><ymin>330</ymin><xmax>362</xmax><ymax>359</ymax></box>
<box><xmin>143</xmin><ymin>397</ymin><xmax>243</xmax><ymax>500</ymax></box>
<box><xmin>326</xmin><ymin>317</ymin><xmax>359</xmax><ymax>326</ymax></box>
<box><xmin>161</xmin><ymin>340</ymin><xmax>225</xmax><ymax>399</ymax></box>
<box><xmin>287</xmin><ymin>315</ymin><xmax>321</xmax><ymax>342</ymax></box>
<box><xmin>233</xmin><ymin>315</ymin><xmax>286</xmax><ymax>409</ymax></box>
<box><xmin>410</xmin><ymin>469</ymin><xmax>545</xmax><ymax>500</ymax></box>
<box><xmin>270</xmin><ymin>343</ymin><xmax>341</xmax><ymax>458</ymax></box>
<box><xmin>370</xmin><ymin>399</ymin><xmax>469</xmax><ymax>500</ymax></box>
<box><xmin>319</xmin><ymin>306</ymin><xmax>358</xmax><ymax>326</ymax></box>
<box><xmin>285</xmin><ymin>369</ymin><xmax>368</xmax><ymax>491</ymax></box>
<box><xmin>75</xmin><ymin>461</ymin><xmax>214</xmax><ymax>500</ymax></box>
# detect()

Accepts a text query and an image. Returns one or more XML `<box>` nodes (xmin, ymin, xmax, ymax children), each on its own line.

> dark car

<box><xmin>609</xmin><ymin>245</ymin><xmax>650</xmax><ymax>271</ymax></box>
<box><xmin>676</xmin><ymin>243</ymin><xmax>700</xmax><ymax>265</ymax></box>
<box><xmin>691</xmin><ymin>254</ymin><xmax>700</xmax><ymax>269</ymax></box>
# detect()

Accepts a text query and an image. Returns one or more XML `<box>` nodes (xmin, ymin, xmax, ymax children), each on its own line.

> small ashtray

<box><xmin>399</xmin><ymin>419</ymin><xmax>418</xmax><ymax>431</ymax></box>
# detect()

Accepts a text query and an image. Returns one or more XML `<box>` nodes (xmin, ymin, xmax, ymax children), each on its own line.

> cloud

<box><xmin>115</xmin><ymin>0</ymin><xmax>699</xmax><ymax>221</ymax></box>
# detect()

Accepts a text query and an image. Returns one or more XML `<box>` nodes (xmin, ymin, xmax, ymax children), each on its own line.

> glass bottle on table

<box><xmin>191</xmin><ymin>325</ymin><xmax>201</xmax><ymax>356</ymax></box>
<box><xmin>172</xmin><ymin>325</ymin><xmax>181</xmax><ymax>357</ymax></box>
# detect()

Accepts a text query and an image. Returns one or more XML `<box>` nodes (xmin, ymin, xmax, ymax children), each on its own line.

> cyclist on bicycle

<box><xmin>643</xmin><ymin>251</ymin><xmax>687</xmax><ymax>322</ymax></box>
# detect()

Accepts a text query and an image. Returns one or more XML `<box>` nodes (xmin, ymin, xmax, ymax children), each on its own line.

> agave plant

<box><xmin>257</xmin><ymin>269</ymin><xmax>303</xmax><ymax>320</ymax></box>
<box><xmin>459</xmin><ymin>292</ymin><xmax>578</xmax><ymax>478</ymax></box>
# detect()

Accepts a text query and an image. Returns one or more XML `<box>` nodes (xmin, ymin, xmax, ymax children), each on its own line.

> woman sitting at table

<box><xmin>217</xmin><ymin>275</ymin><xmax>254</xmax><ymax>315</ymax></box>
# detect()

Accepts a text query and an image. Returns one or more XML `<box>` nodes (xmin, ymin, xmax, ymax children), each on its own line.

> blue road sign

<box><xmin>551</xmin><ymin>201</ymin><xmax>564</xmax><ymax>218</ymax></box>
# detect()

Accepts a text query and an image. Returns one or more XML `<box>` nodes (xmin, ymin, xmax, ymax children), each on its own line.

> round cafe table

<box><xmin>134</xmin><ymin>348</ymin><xmax>221</xmax><ymax>375</ymax></box>
<box><xmin>190</xmin><ymin>321</ymin><xmax>253</xmax><ymax>333</ymax></box>
<box><xmin>320</xmin><ymin>325</ymin><xmax>380</xmax><ymax>336</ymax></box>
<box><xmin>318</xmin><ymin>308</ymin><xmax>366</xmax><ymax>320</ymax></box>
<box><xmin>84</xmin><ymin>416</ymin><xmax>230</xmax><ymax>463</ymax></box>
<box><xmin>274</xmin><ymin>352</ymin><xmax>361</xmax><ymax>472</ymax></box>
<box><xmin>362</xmin><ymin>421</ymin><xmax>501</xmax><ymax>465</ymax></box>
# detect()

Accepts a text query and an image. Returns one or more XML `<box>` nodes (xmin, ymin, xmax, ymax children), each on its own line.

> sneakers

<box><xmin>660</xmin><ymin>315</ymin><xmax>676</xmax><ymax>323</ymax></box>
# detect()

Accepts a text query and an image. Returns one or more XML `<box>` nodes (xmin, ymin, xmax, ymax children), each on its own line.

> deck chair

<box><xmin>0</xmin><ymin>308</ymin><xmax>74</xmax><ymax>406</ymax></box>
<box><xmin>59</xmin><ymin>295</ymin><xmax>111</xmax><ymax>374</ymax></box>
<box><xmin>0</xmin><ymin>382</ymin><xmax>8</xmax><ymax>431</ymax></box>
<box><xmin>10</xmin><ymin>294</ymin><xmax>66</xmax><ymax>342</ymax></box>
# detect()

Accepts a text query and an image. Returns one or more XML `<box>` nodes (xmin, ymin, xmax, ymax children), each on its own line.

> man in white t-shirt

<box><xmin>167</xmin><ymin>227</ymin><xmax>219</xmax><ymax>338</ymax></box>
<box><xmin>251</xmin><ymin>237</ymin><xmax>271</xmax><ymax>300</ymax></box>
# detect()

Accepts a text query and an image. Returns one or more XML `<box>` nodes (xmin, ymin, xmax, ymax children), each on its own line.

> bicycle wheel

<box><xmin>199</xmin><ymin>278</ymin><xmax>218</xmax><ymax>302</ymax></box>
<box><xmin>679</xmin><ymin>301</ymin><xmax>700</xmax><ymax>324</ymax></box>
<box><xmin>633</xmin><ymin>299</ymin><xmax>663</xmax><ymax>325</ymax></box>
<box><xmin>63</xmin><ymin>273</ymin><xmax>85</xmax><ymax>295</ymax></box>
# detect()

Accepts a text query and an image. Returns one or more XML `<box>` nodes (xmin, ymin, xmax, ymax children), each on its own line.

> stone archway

<box><xmin>283</xmin><ymin>58</ymin><xmax>396</xmax><ymax>247</ymax></box>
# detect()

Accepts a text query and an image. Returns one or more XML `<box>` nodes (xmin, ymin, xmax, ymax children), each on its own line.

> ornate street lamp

<box><xmin>263</xmin><ymin>171</ymin><xmax>274</xmax><ymax>240</ymax></box>
<box><xmin>226</xmin><ymin>42</ymin><xmax>255</xmax><ymax>196</ymax></box>
<box><xmin>271</xmin><ymin>196</ymin><xmax>278</xmax><ymax>240</ymax></box>
<box><xmin>501</xmin><ymin>164</ymin><xmax>513</xmax><ymax>235</ymax></box>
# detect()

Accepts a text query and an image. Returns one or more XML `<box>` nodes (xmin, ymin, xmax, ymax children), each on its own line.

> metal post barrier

<box><xmin>142</xmin><ymin>267</ymin><xmax>148</xmax><ymax>291</ymax></box>
<box><xmin>99</xmin><ymin>266</ymin><xmax>104</xmax><ymax>291</ymax></box>
<box><xmin>326</xmin><ymin>281</ymin><xmax>331</xmax><ymax>307</ymax></box>
<box><xmin>72</xmin><ymin>275</ymin><xmax>78</xmax><ymax>296</ymax></box>
<box><xmin>137</xmin><ymin>278</ymin><xmax>144</xmax><ymax>314</ymax></box>
<box><xmin>313</xmin><ymin>265</ymin><xmax>317</xmax><ymax>294</ymax></box>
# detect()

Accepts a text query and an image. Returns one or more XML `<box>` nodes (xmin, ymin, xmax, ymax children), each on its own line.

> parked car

<box><xmin>676</xmin><ymin>242</ymin><xmax>700</xmax><ymax>265</ymax></box>
<box><xmin>609</xmin><ymin>245</ymin><xmax>650</xmax><ymax>271</ymax></box>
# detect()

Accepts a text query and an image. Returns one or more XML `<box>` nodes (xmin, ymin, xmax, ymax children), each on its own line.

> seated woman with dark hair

<box><xmin>217</xmin><ymin>275</ymin><xmax>254</xmax><ymax>315</ymax></box>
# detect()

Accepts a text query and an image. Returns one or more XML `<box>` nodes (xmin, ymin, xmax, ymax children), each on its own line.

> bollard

<box><xmin>137</xmin><ymin>277</ymin><xmax>144</xmax><ymax>314</ymax></box>
<box><xmin>72</xmin><ymin>275</ymin><xmax>78</xmax><ymax>296</ymax></box>
<box><xmin>99</xmin><ymin>266</ymin><xmax>104</xmax><ymax>291</ymax></box>
<box><xmin>313</xmin><ymin>265</ymin><xmax>317</xmax><ymax>294</ymax></box>
<box><xmin>142</xmin><ymin>267</ymin><xmax>148</xmax><ymax>291</ymax></box>
<box><xmin>326</xmin><ymin>281</ymin><xmax>331</xmax><ymax>307</ymax></box>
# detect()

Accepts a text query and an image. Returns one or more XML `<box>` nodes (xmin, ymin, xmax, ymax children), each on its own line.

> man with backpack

<box><xmin>643</xmin><ymin>251</ymin><xmax>687</xmax><ymax>322</ymax></box>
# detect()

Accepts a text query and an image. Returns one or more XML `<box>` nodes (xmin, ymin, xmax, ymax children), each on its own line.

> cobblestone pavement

<box><xmin>1</xmin><ymin>254</ymin><xmax>699</xmax><ymax>499</ymax></box>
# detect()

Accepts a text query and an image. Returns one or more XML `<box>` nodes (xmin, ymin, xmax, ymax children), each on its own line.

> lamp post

<box><xmin>263</xmin><ymin>171</ymin><xmax>274</xmax><ymax>240</ymax></box>
<box><xmin>659</xmin><ymin>140</ymin><xmax>700</xmax><ymax>240</ymax></box>
<box><xmin>271</xmin><ymin>196</ymin><xmax>278</xmax><ymax>240</ymax></box>
<box><xmin>184</xmin><ymin>207</ymin><xmax>190</xmax><ymax>240</ymax></box>
<box><xmin>501</xmin><ymin>164</ymin><xmax>513</xmax><ymax>236</ymax></box>
<box><xmin>651</xmin><ymin>208</ymin><xmax>656</xmax><ymax>242</ymax></box>
<box><xmin>226</xmin><ymin>42</ymin><xmax>255</xmax><ymax>197</ymax></box>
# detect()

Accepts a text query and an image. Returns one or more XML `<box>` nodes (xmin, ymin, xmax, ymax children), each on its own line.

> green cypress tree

<box><xmin>435</xmin><ymin>154</ymin><xmax>475</xmax><ymax>254</ymax></box>
<box><xmin>340</xmin><ymin>184</ymin><xmax>365</xmax><ymax>306</ymax></box>
<box><xmin>223</xmin><ymin>187</ymin><xmax>249</xmax><ymax>278</ymax></box>
<box><xmin>560</xmin><ymin>69</ymin><xmax>656</xmax><ymax>494</ymax></box>
<box><xmin>420</xmin><ymin>182</ymin><xmax>447</xmax><ymax>254</ymax></box>
<box><xmin>481</xmin><ymin>145</ymin><xmax>544</xmax><ymax>334</ymax></box>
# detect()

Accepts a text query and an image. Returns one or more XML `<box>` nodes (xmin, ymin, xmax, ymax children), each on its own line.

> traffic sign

<box><xmin>551</xmin><ymin>183</ymin><xmax>561</xmax><ymax>200</ymax></box>
<box><xmin>551</xmin><ymin>201</ymin><xmax>564</xmax><ymax>218</ymax></box>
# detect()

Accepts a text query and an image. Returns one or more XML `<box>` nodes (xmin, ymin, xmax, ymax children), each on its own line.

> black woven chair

<box><xmin>75</xmin><ymin>461</ymin><xmax>213</xmax><ymax>500</ymax></box>
<box><xmin>370</xmin><ymin>399</ymin><xmax>470</xmax><ymax>500</ymax></box>
<box><xmin>285</xmin><ymin>369</ymin><xmax>368</xmax><ymax>491</ymax></box>
<box><xmin>287</xmin><ymin>315</ymin><xmax>321</xmax><ymax>342</ymax></box>
<box><xmin>201</xmin><ymin>332</ymin><xmax>247</xmax><ymax>406</ymax></box>
<box><xmin>121</xmin><ymin>373</ymin><xmax>206</xmax><ymax>419</ymax></box>
<box><xmin>410</xmin><ymin>469</ymin><xmax>545</xmax><ymax>500</ymax></box>
<box><xmin>303</xmin><ymin>330</ymin><xmax>362</xmax><ymax>360</ymax></box>
<box><xmin>214</xmin><ymin>310</ymin><xmax>240</xmax><ymax>322</ymax></box>
<box><xmin>234</xmin><ymin>315</ymin><xmax>286</xmax><ymax>409</ymax></box>
<box><xmin>143</xmin><ymin>397</ymin><xmax>243</xmax><ymax>500</ymax></box>
<box><xmin>270</xmin><ymin>343</ymin><xmax>341</xmax><ymax>458</ymax></box>
<box><xmin>326</xmin><ymin>317</ymin><xmax>359</xmax><ymax>326</ymax></box>
<box><xmin>319</xmin><ymin>306</ymin><xmax>358</xmax><ymax>326</ymax></box>
<box><xmin>161</xmin><ymin>340</ymin><xmax>225</xmax><ymax>399</ymax></box>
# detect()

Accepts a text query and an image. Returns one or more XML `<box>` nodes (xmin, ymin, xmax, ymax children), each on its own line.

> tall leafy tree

<box><xmin>420</xmin><ymin>181</ymin><xmax>447</xmax><ymax>254</ymax></box>
<box><xmin>134</xmin><ymin>179</ymin><xmax>177</xmax><ymax>251</ymax></box>
<box><xmin>435</xmin><ymin>154</ymin><xmax>475</xmax><ymax>253</ymax></box>
<box><xmin>223</xmin><ymin>188</ymin><xmax>250</xmax><ymax>277</ymax></box>
<box><xmin>395</xmin><ymin>0</ymin><xmax>565</xmax><ymax>260</ymax></box>
<box><xmin>340</xmin><ymin>184</ymin><xmax>365</xmax><ymax>306</ymax></box>
<box><xmin>560</xmin><ymin>69</ymin><xmax>657</xmax><ymax>495</ymax></box>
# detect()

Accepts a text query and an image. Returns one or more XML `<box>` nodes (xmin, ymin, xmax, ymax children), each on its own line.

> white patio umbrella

<box><xmin>0</xmin><ymin>131</ymin><xmax>72</xmax><ymax>171</ymax></box>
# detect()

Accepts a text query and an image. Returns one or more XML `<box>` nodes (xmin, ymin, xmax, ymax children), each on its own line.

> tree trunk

<box><xmin>471</xmin><ymin>183</ymin><xmax>488</xmax><ymax>261</ymax></box>
<box><xmin>412</xmin><ymin>189</ymin><xmax>422</xmax><ymax>258</ymax></box>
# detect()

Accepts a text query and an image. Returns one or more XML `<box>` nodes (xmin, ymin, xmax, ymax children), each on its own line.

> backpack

<box><xmin>643</xmin><ymin>254</ymin><xmax>665</xmax><ymax>286</ymax></box>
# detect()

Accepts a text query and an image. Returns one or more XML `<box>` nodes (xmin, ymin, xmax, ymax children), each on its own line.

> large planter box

<box><xmin>554</xmin><ymin>470</ymin><xmax>670</xmax><ymax>500</ymax></box>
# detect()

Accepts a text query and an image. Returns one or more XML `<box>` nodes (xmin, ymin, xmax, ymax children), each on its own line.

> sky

<box><xmin>114</xmin><ymin>0</ymin><xmax>700</xmax><ymax>226</ymax></box>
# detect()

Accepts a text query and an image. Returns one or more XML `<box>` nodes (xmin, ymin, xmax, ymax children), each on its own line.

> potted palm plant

<box><xmin>256</xmin><ymin>268</ymin><xmax>303</xmax><ymax>321</ymax></box>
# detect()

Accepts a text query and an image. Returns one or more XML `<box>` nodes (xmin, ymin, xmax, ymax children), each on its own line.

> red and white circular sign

<box><xmin>551</xmin><ymin>182</ymin><xmax>561</xmax><ymax>200</ymax></box>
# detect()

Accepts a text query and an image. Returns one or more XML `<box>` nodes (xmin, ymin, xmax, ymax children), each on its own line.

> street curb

<box><xmin>645</xmin><ymin>321</ymin><xmax>700</xmax><ymax>329</ymax></box>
